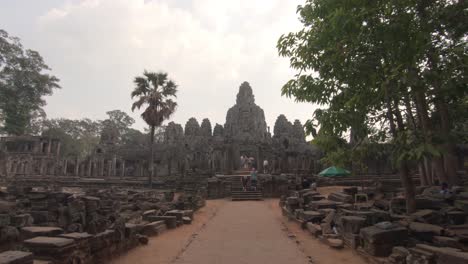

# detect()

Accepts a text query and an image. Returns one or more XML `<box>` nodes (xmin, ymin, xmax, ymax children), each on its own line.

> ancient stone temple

<box><xmin>0</xmin><ymin>82</ymin><xmax>321</xmax><ymax>180</ymax></box>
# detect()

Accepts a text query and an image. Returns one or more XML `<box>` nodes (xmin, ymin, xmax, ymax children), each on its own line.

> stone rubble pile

<box><xmin>0</xmin><ymin>186</ymin><xmax>206</xmax><ymax>263</ymax></box>
<box><xmin>281</xmin><ymin>185</ymin><xmax>468</xmax><ymax>264</ymax></box>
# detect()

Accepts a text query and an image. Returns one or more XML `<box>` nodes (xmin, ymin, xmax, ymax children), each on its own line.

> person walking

<box><xmin>250</xmin><ymin>167</ymin><xmax>258</xmax><ymax>191</ymax></box>
<box><xmin>241</xmin><ymin>174</ymin><xmax>248</xmax><ymax>191</ymax></box>
<box><xmin>263</xmin><ymin>159</ymin><xmax>269</xmax><ymax>174</ymax></box>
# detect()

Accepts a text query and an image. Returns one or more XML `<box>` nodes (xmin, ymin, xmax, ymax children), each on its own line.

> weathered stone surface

<box><xmin>225</xmin><ymin>82</ymin><xmax>267</xmax><ymax>141</ymax></box>
<box><xmin>297</xmin><ymin>211</ymin><xmax>323</xmax><ymax>222</ymax></box>
<box><xmin>136</xmin><ymin>234</ymin><xmax>149</xmax><ymax>245</ymax></box>
<box><xmin>308</xmin><ymin>200</ymin><xmax>342</xmax><ymax>210</ymax></box>
<box><xmin>328</xmin><ymin>192</ymin><xmax>353</xmax><ymax>203</ymax></box>
<box><xmin>20</xmin><ymin>226</ymin><xmax>63</xmax><ymax>239</ymax></box>
<box><xmin>29</xmin><ymin>211</ymin><xmax>49</xmax><ymax>224</ymax></box>
<box><xmin>454</xmin><ymin>200</ymin><xmax>468</xmax><ymax>213</ymax></box>
<box><xmin>182</xmin><ymin>217</ymin><xmax>192</xmax><ymax>225</ymax></box>
<box><xmin>58</xmin><ymin>232</ymin><xmax>93</xmax><ymax>241</ymax></box>
<box><xmin>360</xmin><ymin>225</ymin><xmax>408</xmax><ymax>257</ymax></box>
<box><xmin>144</xmin><ymin>216</ymin><xmax>177</xmax><ymax>229</ymax></box>
<box><xmin>409</xmin><ymin>222</ymin><xmax>444</xmax><ymax>241</ymax></box>
<box><xmin>412</xmin><ymin>244</ymin><xmax>468</xmax><ymax>264</ymax></box>
<box><xmin>10</xmin><ymin>214</ymin><xmax>33</xmax><ymax>228</ymax></box>
<box><xmin>341</xmin><ymin>216</ymin><xmax>367</xmax><ymax>235</ymax></box>
<box><xmin>326</xmin><ymin>238</ymin><xmax>344</xmax><ymax>249</ymax></box>
<box><xmin>306</xmin><ymin>222</ymin><xmax>322</xmax><ymax>237</ymax></box>
<box><xmin>142</xmin><ymin>221</ymin><xmax>167</xmax><ymax>236</ymax></box>
<box><xmin>24</xmin><ymin>236</ymin><xmax>75</xmax><ymax>251</ymax></box>
<box><xmin>0</xmin><ymin>226</ymin><xmax>19</xmax><ymax>243</ymax></box>
<box><xmin>0</xmin><ymin>251</ymin><xmax>33</xmax><ymax>264</ymax></box>
<box><xmin>432</xmin><ymin>236</ymin><xmax>461</xmax><ymax>249</ymax></box>
<box><xmin>0</xmin><ymin>214</ymin><xmax>11</xmax><ymax>227</ymax></box>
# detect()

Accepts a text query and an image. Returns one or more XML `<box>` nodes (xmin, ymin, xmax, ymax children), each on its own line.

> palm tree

<box><xmin>131</xmin><ymin>71</ymin><xmax>177</xmax><ymax>188</ymax></box>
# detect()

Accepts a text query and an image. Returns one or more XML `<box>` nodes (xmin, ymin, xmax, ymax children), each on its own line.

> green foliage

<box><xmin>131</xmin><ymin>71</ymin><xmax>178</xmax><ymax>129</ymax></box>
<box><xmin>0</xmin><ymin>29</ymin><xmax>60</xmax><ymax>135</ymax></box>
<box><xmin>41</xmin><ymin>118</ymin><xmax>102</xmax><ymax>158</ymax></box>
<box><xmin>278</xmin><ymin>0</ymin><xmax>467</xmax><ymax>168</ymax></box>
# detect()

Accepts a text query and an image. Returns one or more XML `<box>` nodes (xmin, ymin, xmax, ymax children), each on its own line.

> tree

<box><xmin>0</xmin><ymin>29</ymin><xmax>60</xmax><ymax>135</ymax></box>
<box><xmin>42</xmin><ymin>118</ymin><xmax>102</xmax><ymax>158</ymax></box>
<box><xmin>102</xmin><ymin>110</ymin><xmax>135</xmax><ymax>141</ymax></box>
<box><xmin>131</xmin><ymin>71</ymin><xmax>178</xmax><ymax>187</ymax></box>
<box><xmin>278</xmin><ymin>0</ymin><xmax>466</xmax><ymax>213</ymax></box>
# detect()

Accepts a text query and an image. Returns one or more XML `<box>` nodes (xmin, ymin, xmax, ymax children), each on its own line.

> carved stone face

<box><xmin>236</xmin><ymin>82</ymin><xmax>255</xmax><ymax>105</ymax></box>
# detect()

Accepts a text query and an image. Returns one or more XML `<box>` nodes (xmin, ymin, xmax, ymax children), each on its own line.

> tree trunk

<box><xmin>418</xmin><ymin>162</ymin><xmax>428</xmax><ymax>186</ymax></box>
<box><xmin>436</xmin><ymin>100</ymin><xmax>459</xmax><ymax>185</ymax></box>
<box><xmin>386</xmin><ymin>94</ymin><xmax>416</xmax><ymax>214</ymax></box>
<box><xmin>413</xmin><ymin>89</ymin><xmax>448</xmax><ymax>184</ymax></box>
<box><xmin>149</xmin><ymin>125</ymin><xmax>155</xmax><ymax>188</ymax></box>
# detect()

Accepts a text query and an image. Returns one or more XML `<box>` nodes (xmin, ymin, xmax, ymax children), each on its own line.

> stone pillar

<box><xmin>120</xmin><ymin>160</ymin><xmax>125</xmax><ymax>178</ymax></box>
<box><xmin>56</xmin><ymin>141</ymin><xmax>61</xmax><ymax>156</ymax></box>
<box><xmin>75</xmin><ymin>158</ymin><xmax>80</xmax><ymax>176</ymax></box>
<box><xmin>112</xmin><ymin>157</ymin><xmax>117</xmax><ymax>176</ymax></box>
<box><xmin>87</xmin><ymin>160</ymin><xmax>92</xmax><ymax>177</ymax></box>
<box><xmin>47</xmin><ymin>139</ymin><xmax>52</xmax><ymax>154</ymax></box>
<box><xmin>107</xmin><ymin>160</ymin><xmax>112</xmax><ymax>177</ymax></box>
<box><xmin>39</xmin><ymin>159</ymin><xmax>45</xmax><ymax>176</ymax></box>
<box><xmin>63</xmin><ymin>160</ymin><xmax>68</xmax><ymax>176</ymax></box>
<box><xmin>99</xmin><ymin>160</ymin><xmax>105</xmax><ymax>177</ymax></box>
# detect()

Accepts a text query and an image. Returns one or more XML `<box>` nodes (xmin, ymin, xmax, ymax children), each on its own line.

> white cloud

<box><xmin>28</xmin><ymin>0</ymin><xmax>316</xmax><ymax>130</ymax></box>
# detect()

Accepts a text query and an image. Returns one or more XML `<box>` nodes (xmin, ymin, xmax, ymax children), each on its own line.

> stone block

<box><xmin>432</xmin><ymin>236</ymin><xmax>461</xmax><ymax>249</ymax></box>
<box><xmin>326</xmin><ymin>238</ymin><xmax>344</xmax><ymax>249</ymax></box>
<box><xmin>306</xmin><ymin>223</ymin><xmax>322</xmax><ymax>237</ymax></box>
<box><xmin>182</xmin><ymin>210</ymin><xmax>194</xmax><ymax>219</ymax></box>
<box><xmin>409</xmin><ymin>222</ymin><xmax>444</xmax><ymax>241</ymax></box>
<box><xmin>141</xmin><ymin>221</ymin><xmax>167</xmax><ymax>236</ymax></box>
<box><xmin>23</xmin><ymin>236</ymin><xmax>75</xmax><ymax>254</ymax></box>
<box><xmin>145</xmin><ymin>216</ymin><xmax>177</xmax><ymax>229</ymax></box>
<box><xmin>165</xmin><ymin>210</ymin><xmax>184</xmax><ymax>221</ymax></box>
<box><xmin>58</xmin><ymin>232</ymin><xmax>92</xmax><ymax>242</ymax></box>
<box><xmin>20</xmin><ymin>227</ymin><xmax>63</xmax><ymax>240</ymax></box>
<box><xmin>0</xmin><ymin>214</ymin><xmax>11</xmax><ymax>227</ymax></box>
<box><xmin>10</xmin><ymin>215</ymin><xmax>33</xmax><ymax>228</ymax></box>
<box><xmin>125</xmin><ymin>223</ymin><xmax>143</xmax><ymax>239</ymax></box>
<box><xmin>454</xmin><ymin>200</ymin><xmax>468</xmax><ymax>214</ymax></box>
<box><xmin>411</xmin><ymin>244</ymin><xmax>468</xmax><ymax>264</ymax></box>
<box><xmin>297</xmin><ymin>211</ymin><xmax>323</xmax><ymax>223</ymax></box>
<box><xmin>0</xmin><ymin>226</ymin><xmax>20</xmax><ymax>243</ymax></box>
<box><xmin>341</xmin><ymin>216</ymin><xmax>367</xmax><ymax>235</ymax></box>
<box><xmin>182</xmin><ymin>217</ymin><xmax>192</xmax><ymax>225</ymax></box>
<box><xmin>0</xmin><ymin>251</ymin><xmax>33</xmax><ymax>264</ymax></box>
<box><xmin>328</xmin><ymin>192</ymin><xmax>353</xmax><ymax>203</ymax></box>
<box><xmin>29</xmin><ymin>211</ymin><xmax>49</xmax><ymax>225</ymax></box>
<box><xmin>360</xmin><ymin>225</ymin><xmax>408</xmax><ymax>257</ymax></box>
<box><xmin>89</xmin><ymin>230</ymin><xmax>115</xmax><ymax>252</ymax></box>
<box><xmin>308</xmin><ymin>200</ymin><xmax>342</xmax><ymax>210</ymax></box>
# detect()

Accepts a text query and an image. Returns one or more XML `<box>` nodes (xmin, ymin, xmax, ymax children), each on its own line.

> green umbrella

<box><xmin>318</xmin><ymin>166</ymin><xmax>351</xmax><ymax>177</ymax></box>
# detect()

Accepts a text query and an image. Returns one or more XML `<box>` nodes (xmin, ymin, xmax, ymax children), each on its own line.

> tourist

<box><xmin>440</xmin><ymin>182</ymin><xmax>450</xmax><ymax>195</ymax></box>
<box><xmin>302</xmin><ymin>178</ymin><xmax>311</xmax><ymax>189</ymax></box>
<box><xmin>250</xmin><ymin>167</ymin><xmax>258</xmax><ymax>191</ymax></box>
<box><xmin>241</xmin><ymin>174</ymin><xmax>248</xmax><ymax>192</ymax></box>
<box><xmin>263</xmin><ymin>159</ymin><xmax>269</xmax><ymax>174</ymax></box>
<box><xmin>310</xmin><ymin>181</ymin><xmax>317</xmax><ymax>191</ymax></box>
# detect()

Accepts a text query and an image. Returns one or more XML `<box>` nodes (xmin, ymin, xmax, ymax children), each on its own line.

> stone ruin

<box><xmin>0</xmin><ymin>185</ymin><xmax>205</xmax><ymax>263</ymax></box>
<box><xmin>0</xmin><ymin>82</ymin><xmax>321</xmax><ymax>188</ymax></box>
<box><xmin>281</xmin><ymin>183</ymin><xmax>468</xmax><ymax>263</ymax></box>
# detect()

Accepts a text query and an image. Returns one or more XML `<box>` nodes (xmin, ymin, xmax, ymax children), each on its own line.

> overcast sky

<box><xmin>0</xmin><ymin>0</ymin><xmax>317</xmax><ymax>131</ymax></box>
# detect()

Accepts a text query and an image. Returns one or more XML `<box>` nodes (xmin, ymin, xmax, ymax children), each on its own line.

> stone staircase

<box><xmin>227</xmin><ymin>168</ymin><xmax>263</xmax><ymax>201</ymax></box>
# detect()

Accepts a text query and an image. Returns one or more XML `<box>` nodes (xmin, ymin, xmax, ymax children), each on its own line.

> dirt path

<box><xmin>113</xmin><ymin>199</ymin><xmax>367</xmax><ymax>264</ymax></box>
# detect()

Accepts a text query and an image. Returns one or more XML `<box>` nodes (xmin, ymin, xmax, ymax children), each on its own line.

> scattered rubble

<box><xmin>281</xmin><ymin>184</ymin><xmax>468</xmax><ymax>263</ymax></box>
<box><xmin>0</xmin><ymin>186</ymin><xmax>206</xmax><ymax>263</ymax></box>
